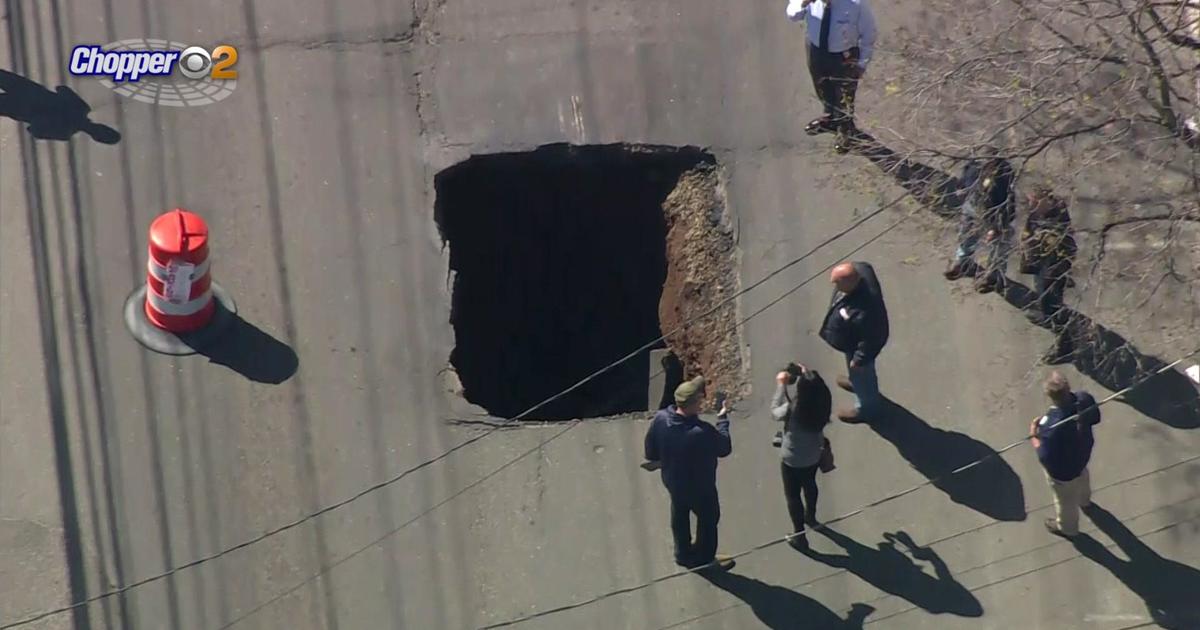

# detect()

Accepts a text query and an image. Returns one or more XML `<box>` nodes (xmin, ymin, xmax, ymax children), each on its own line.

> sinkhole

<box><xmin>435</xmin><ymin>143</ymin><xmax>746</xmax><ymax>421</ymax></box>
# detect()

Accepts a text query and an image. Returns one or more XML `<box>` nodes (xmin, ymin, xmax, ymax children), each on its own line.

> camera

<box><xmin>785</xmin><ymin>362</ymin><xmax>803</xmax><ymax>384</ymax></box>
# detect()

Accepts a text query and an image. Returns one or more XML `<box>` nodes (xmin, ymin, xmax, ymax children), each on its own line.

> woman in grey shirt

<box><xmin>771</xmin><ymin>365</ymin><xmax>832</xmax><ymax>550</ymax></box>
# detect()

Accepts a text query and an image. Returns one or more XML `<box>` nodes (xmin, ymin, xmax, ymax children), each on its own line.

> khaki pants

<box><xmin>1047</xmin><ymin>467</ymin><xmax>1091</xmax><ymax>535</ymax></box>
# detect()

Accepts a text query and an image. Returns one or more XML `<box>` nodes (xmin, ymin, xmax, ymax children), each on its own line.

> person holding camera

<box><xmin>770</xmin><ymin>363</ymin><xmax>834</xmax><ymax>551</ymax></box>
<box><xmin>643</xmin><ymin>376</ymin><xmax>736</xmax><ymax>572</ymax></box>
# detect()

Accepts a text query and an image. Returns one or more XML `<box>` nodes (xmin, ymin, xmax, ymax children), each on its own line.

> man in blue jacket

<box><xmin>1030</xmin><ymin>371</ymin><xmax>1102</xmax><ymax>538</ymax></box>
<box><xmin>644</xmin><ymin>376</ymin><xmax>735</xmax><ymax>571</ymax></box>
<box><xmin>819</xmin><ymin>261</ymin><xmax>890</xmax><ymax>423</ymax></box>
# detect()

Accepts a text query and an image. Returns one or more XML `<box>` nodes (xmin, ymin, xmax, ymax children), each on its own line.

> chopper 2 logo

<box><xmin>68</xmin><ymin>39</ymin><xmax>239</xmax><ymax>107</ymax></box>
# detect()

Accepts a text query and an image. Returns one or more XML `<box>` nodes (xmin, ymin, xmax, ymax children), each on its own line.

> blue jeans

<box><xmin>955</xmin><ymin>202</ymin><xmax>1012</xmax><ymax>275</ymax></box>
<box><xmin>844</xmin><ymin>352</ymin><xmax>882</xmax><ymax>417</ymax></box>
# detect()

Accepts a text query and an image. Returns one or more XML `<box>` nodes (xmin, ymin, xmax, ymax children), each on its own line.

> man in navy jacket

<box><xmin>644</xmin><ymin>376</ymin><xmax>734</xmax><ymax>571</ymax></box>
<box><xmin>944</xmin><ymin>153</ymin><xmax>1017</xmax><ymax>294</ymax></box>
<box><xmin>819</xmin><ymin>261</ymin><xmax>890</xmax><ymax>422</ymax></box>
<box><xmin>1030</xmin><ymin>371</ymin><xmax>1102</xmax><ymax>538</ymax></box>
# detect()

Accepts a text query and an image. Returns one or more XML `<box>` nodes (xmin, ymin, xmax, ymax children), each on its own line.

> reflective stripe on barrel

<box><xmin>142</xmin><ymin>208</ymin><xmax>216</xmax><ymax>333</ymax></box>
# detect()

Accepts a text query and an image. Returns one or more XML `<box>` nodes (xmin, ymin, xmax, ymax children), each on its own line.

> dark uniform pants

<box><xmin>807</xmin><ymin>45</ymin><xmax>860</xmax><ymax>128</ymax></box>
<box><xmin>1035</xmin><ymin>268</ymin><xmax>1070</xmax><ymax>332</ymax></box>
<box><xmin>669</xmin><ymin>488</ymin><xmax>720</xmax><ymax>568</ymax></box>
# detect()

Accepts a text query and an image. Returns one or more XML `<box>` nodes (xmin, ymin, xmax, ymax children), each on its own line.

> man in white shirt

<box><xmin>786</xmin><ymin>0</ymin><xmax>878</xmax><ymax>153</ymax></box>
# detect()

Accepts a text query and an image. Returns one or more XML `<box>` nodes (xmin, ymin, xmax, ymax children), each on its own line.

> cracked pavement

<box><xmin>3</xmin><ymin>0</ymin><xmax>1200</xmax><ymax>629</ymax></box>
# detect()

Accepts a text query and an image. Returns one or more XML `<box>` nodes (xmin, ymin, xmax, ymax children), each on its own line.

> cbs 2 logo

<box><xmin>178</xmin><ymin>45</ymin><xmax>238</xmax><ymax>80</ymax></box>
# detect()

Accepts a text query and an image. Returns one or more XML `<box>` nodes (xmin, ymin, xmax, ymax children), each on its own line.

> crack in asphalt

<box><xmin>237</xmin><ymin>31</ymin><xmax>416</xmax><ymax>53</ymax></box>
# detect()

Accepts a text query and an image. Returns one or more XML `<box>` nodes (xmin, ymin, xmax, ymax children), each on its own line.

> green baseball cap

<box><xmin>674</xmin><ymin>376</ymin><xmax>706</xmax><ymax>406</ymax></box>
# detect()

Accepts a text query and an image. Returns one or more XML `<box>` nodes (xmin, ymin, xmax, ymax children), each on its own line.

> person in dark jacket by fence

<box><xmin>944</xmin><ymin>153</ymin><xmax>1017</xmax><ymax>294</ymax></box>
<box><xmin>1019</xmin><ymin>187</ymin><xmax>1078</xmax><ymax>364</ymax></box>
<box><xmin>819</xmin><ymin>261</ymin><xmax>890</xmax><ymax>423</ymax></box>
<box><xmin>644</xmin><ymin>376</ymin><xmax>735</xmax><ymax>571</ymax></box>
<box><xmin>1030</xmin><ymin>371</ymin><xmax>1101</xmax><ymax>538</ymax></box>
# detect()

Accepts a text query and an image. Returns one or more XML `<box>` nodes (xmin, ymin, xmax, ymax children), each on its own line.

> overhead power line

<box><xmin>655</xmin><ymin>453</ymin><xmax>1200</xmax><ymax>629</ymax></box>
<box><xmin>211</xmin><ymin>201</ymin><xmax>918</xmax><ymax>629</ymax></box>
<box><xmin>477</xmin><ymin>346</ymin><xmax>1200</xmax><ymax>629</ymax></box>
<box><xmin>0</xmin><ymin>189</ymin><xmax>911</xmax><ymax>630</ymax></box>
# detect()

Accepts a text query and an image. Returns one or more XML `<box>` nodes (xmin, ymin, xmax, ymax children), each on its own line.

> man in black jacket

<box><xmin>644</xmin><ymin>376</ymin><xmax>735</xmax><ymax>571</ymax></box>
<box><xmin>819</xmin><ymin>261</ymin><xmax>889</xmax><ymax>423</ymax></box>
<box><xmin>1020</xmin><ymin>187</ymin><xmax>1077</xmax><ymax>364</ymax></box>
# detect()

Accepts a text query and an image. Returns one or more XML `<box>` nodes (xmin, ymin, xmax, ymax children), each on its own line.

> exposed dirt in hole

<box><xmin>658</xmin><ymin>164</ymin><xmax>750</xmax><ymax>407</ymax></box>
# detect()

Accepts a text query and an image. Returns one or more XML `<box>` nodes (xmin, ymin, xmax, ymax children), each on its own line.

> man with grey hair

<box><xmin>1030</xmin><ymin>371</ymin><xmax>1102</xmax><ymax>538</ymax></box>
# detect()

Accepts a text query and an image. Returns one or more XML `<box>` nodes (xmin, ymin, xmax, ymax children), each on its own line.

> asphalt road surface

<box><xmin>3</xmin><ymin>1</ymin><xmax>1200</xmax><ymax>629</ymax></box>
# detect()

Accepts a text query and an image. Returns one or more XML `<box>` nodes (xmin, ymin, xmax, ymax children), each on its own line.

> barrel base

<box><xmin>124</xmin><ymin>283</ymin><xmax>238</xmax><ymax>355</ymax></box>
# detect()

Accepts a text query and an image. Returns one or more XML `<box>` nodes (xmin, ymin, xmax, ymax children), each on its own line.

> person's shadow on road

<box><xmin>803</xmin><ymin>528</ymin><xmax>983</xmax><ymax>617</ymax></box>
<box><xmin>0</xmin><ymin>69</ymin><xmax>120</xmax><ymax>144</ymax></box>
<box><xmin>702</xmin><ymin>571</ymin><xmax>875</xmax><ymax>630</ymax></box>
<box><xmin>1072</xmin><ymin>504</ymin><xmax>1200</xmax><ymax>629</ymax></box>
<box><xmin>852</xmin><ymin>131</ymin><xmax>962</xmax><ymax>218</ymax></box>
<box><xmin>849</xmin><ymin>133</ymin><xmax>1200</xmax><ymax>430</ymax></box>
<box><xmin>871</xmin><ymin>397</ymin><xmax>1027</xmax><ymax>521</ymax></box>
<box><xmin>1003</xmin><ymin>282</ymin><xmax>1200</xmax><ymax>429</ymax></box>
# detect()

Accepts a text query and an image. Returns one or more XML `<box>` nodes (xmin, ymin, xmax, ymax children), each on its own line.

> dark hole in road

<box><xmin>435</xmin><ymin>143</ymin><xmax>717</xmax><ymax>420</ymax></box>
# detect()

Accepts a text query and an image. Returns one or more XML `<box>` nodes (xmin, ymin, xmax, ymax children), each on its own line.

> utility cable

<box><xmin>654</xmin><ymin>452</ymin><xmax>1200</xmax><ymax>629</ymax></box>
<box><xmin>477</xmin><ymin>345</ymin><xmax>1200</xmax><ymax>628</ymax></box>
<box><xmin>0</xmin><ymin>191</ymin><xmax>911</xmax><ymax>630</ymax></box>
<box><xmin>210</xmin><ymin>203</ymin><xmax>918</xmax><ymax>629</ymax></box>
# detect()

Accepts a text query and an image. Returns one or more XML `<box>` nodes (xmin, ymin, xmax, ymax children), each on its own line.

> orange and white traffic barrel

<box><xmin>124</xmin><ymin>208</ymin><xmax>236</xmax><ymax>355</ymax></box>
<box><xmin>144</xmin><ymin>209</ymin><xmax>215</xmax><ymax>332</ymax></box>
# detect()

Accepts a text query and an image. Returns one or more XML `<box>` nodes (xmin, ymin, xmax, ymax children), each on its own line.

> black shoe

<box><xmin>944</xmin><ymin>259</ymin><xmax>968</xmax><ymax>281</ymax></box>
<box><xmin>788</xmin><ymin>532</ymin><xmax>809</xmax><ymax>551</ymax></box>
<box><xmin>772</xmin><ymin>431</ymin><xmax>783</xmax><ymax>447</ymax></box>
<box><xmin>805</xmin><ymin>116</ymin><xmax>835</xmax><ymax>136</ymax></box>
<box><xmin>1025</xmin><ymin>310</ymin><xmax>1051</xmax><ymax>326</ymax></box>
<box><xmin>695</xmin><ymin>554</ymin><xmax>737</xmax><ymax>573</ymax></box>
<box><xmin>804</xmin><ymin>513</ymin><xmax>821</xmax><ymax>528</ymax></box>
<box><xmin>1044</xmin><ymin>340</ymin><xmax>1075</xmax><ymax>365</ymax></box>
<box><xmin>975</xmin><ymin>271</ymin><xmax>1005</xmax><ymax>294</ymax></box>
